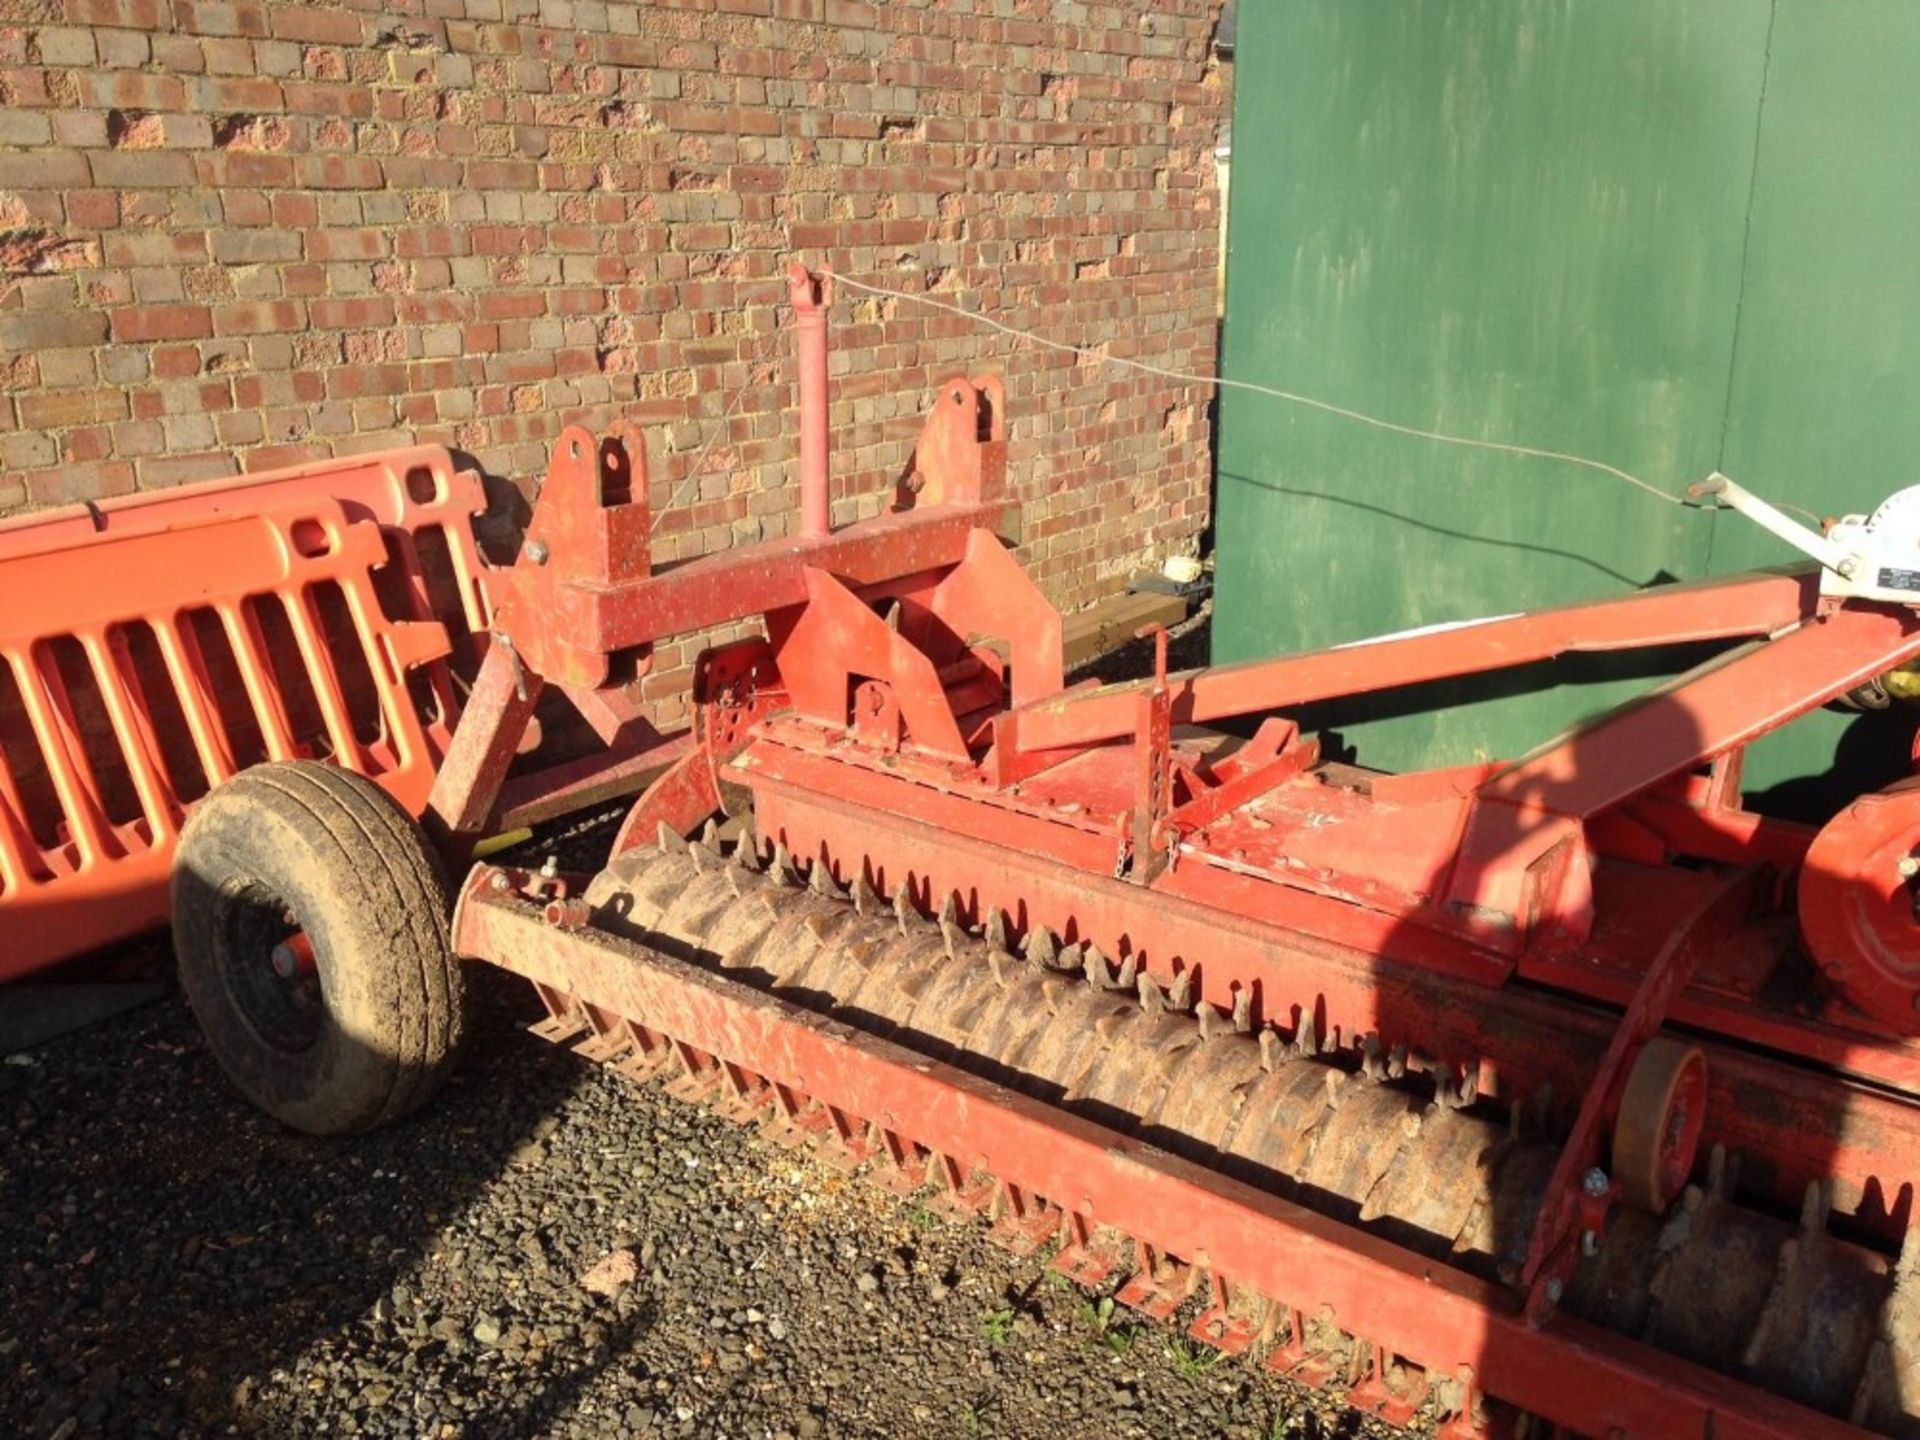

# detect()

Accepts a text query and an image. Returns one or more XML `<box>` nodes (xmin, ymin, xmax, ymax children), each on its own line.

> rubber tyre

<box><xmin>172</xmin><ymin>760</ymin><xmax>464</xmax><ymax>1135</ymax></box>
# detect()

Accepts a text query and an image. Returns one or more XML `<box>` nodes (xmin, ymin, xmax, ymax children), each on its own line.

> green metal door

<box><xmin>1215</xmin><ymin>2</ymin><xmax>1920</xmax><ymax>810</ymax></box>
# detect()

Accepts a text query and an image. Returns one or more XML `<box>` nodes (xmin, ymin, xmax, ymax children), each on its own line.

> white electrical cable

<box><xmin>824</xmin><ymin>268</ymin><xmax>1694</xmax><ymax>507</ymax></box>
<box><xmin>648</xmin><ymin>266</ymin><xmax>1829</xmax><ymax>536</ymax></box>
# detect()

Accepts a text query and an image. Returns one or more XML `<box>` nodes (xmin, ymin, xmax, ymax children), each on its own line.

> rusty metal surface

<box><xmin>117</xmin><ymin>269</ymin><xmax>1920</xmax><ymax>1435</ymax></box>
<box><xmin>1801</xmin><ymin>776</ymin><xmax>1920</xmax><ymax>1032</ymax></box>
<box><xmin>452</xmin><ymin>837</ymin><xmax>1911</xmax><ymax>1436</ymax></box>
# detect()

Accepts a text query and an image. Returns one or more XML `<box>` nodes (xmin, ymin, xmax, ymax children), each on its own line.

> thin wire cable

<box><xmin>648</xmin><ymin>307</ymin><xmax>783</xmax><ymax>533</ymax></box>
<box><xmin>824</xmin><ymin>268</ymin><xmax>1691</xmax><ymax>508</ymax></box>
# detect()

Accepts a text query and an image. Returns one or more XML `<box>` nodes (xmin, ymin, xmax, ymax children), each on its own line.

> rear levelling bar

<box><xmin>451</xmin><ymin>871</ymin><xmax>1859</xmax><ymax>1440</ymax></box>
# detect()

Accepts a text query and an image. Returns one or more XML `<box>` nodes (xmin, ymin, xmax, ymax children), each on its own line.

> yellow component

<box><xmin>1884</xmin><ymin>666</ymin><xmax>1920</xmax><ymax>704</ymax></box>
<box><xmin>470</xmin><ymin>827</ymin><xmax>534</xmax><ymax>859</ymax></box>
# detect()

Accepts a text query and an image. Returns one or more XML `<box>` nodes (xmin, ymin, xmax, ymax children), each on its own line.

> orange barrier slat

<box><xmin>0</xmin><ymin>448</ymin><xmax>494</xmax><ymax>981</ymax></box>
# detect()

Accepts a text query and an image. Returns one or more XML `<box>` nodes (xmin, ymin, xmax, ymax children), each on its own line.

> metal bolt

<box><xmin>1544</xmin><ymin>1277</ymin><xmax>1564</xmax><ymax>1304</ymax></box>
<box><xmin>540</xmin><ymin>853</ymin><xmax>559</xmax><ymax>879</ymax></box>
<box><xmin>1899</xmin><ymin>856</ymin><xmax>1920</xmax><ymax>878</ymax></box>
<box><xmin>526</xmin><ymin>539</ymin><xmax>550</xmax><ymax>565</ymax></box>
<box><xmin>1581</xmin><ymin>1166</ymin><xmax>1610</xmax><ymax>1199</ymax></box>
<box><xmin>489</xmin><ymin>870</ymin><xmax>511</xmax><ymax>892</ymax></box>
<box><xmin>1838</xmin><ymin>557</ymin><xmax>1858</xmax><ymax>579</ymax></box>
<box><xmin>269</xmin><ymin>942</ymin><xmax>299</xmax><ymax>979</ymax></box>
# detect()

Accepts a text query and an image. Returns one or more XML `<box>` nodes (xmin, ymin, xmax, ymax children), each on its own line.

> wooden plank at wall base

<box><xmin>1061</xmin><ymin>592</ymin><xmax>1190</xmax><ymax>670</ymax></box>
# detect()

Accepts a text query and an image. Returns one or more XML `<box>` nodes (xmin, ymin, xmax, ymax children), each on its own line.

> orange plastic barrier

<box><xmin>0</xmin><ymin>449</ymin><xmax>493</xmax><ymax>979</ymax></box>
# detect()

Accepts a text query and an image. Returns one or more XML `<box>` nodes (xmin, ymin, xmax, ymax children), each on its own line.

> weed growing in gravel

<box><xmin>1076</xmin><ymin>1295</ymin><xmax>1138</xmax><ymax>1354</ymax></box>
<box><xmin>908</xmin><ymin>1205</ymin><xmax>943</xmax><ymax>1231</ymax></box>
<box><xmin>1164</xmin><ymin>1333</ymin><xmax>1226</xmax><ymax>1380</ymax></box>
<box><xmin>977</xmin><ymin>1306</ymin><xmax>1016</xmax><ymax>1346</ymax></box>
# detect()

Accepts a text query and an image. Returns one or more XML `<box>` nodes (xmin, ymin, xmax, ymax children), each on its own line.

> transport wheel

<box><xmin>172</xmin><ymin>760</ymin><xmax>463</xmax><ymax>1135</ymax></box>
<box><xmin>1610</xmin><ymin>1037</ymin><xmax>1706</xmax><ymax>1212</ymax></box>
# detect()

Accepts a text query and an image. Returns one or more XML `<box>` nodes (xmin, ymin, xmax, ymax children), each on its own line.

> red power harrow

<box><xmin>160</xmin><ymin>269</ymin><xmax>1920</xmax><ymax>1435</ymax></box>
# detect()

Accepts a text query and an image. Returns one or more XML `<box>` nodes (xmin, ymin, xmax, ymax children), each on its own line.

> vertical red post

<box><xmin>788</xmin><ymin>264</ymin><xmax>831</xmax><ymax>541</ymax></box>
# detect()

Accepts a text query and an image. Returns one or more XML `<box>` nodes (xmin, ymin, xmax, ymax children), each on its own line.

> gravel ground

<box><xmin>0</xmin><ymin>603</ymin><xmax>1404</xmax><ymax>1440</ymax></box>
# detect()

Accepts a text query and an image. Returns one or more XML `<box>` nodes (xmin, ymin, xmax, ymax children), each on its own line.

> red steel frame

<box><xmin>418</xmin><ymin>266</ymin><xmax>1920</xmax><ymax>1435</ymax></box>
<box><xmin>452</xmin><ymin>878</ymin><xmax>1860</xmax><ymax>1440</ymax></box>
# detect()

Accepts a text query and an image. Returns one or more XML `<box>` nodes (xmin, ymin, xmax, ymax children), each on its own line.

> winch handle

<box><xmin>1691</xmin><ymin>471</ymin><xmax>1861</xmax><ymax>580</ymax></box>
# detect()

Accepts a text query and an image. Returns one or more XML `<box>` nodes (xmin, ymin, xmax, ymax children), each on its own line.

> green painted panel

<box><xmin>1217</xmin><ymin>2</ymin><xmax>1773</xmax><ymax>771</ymax></box>
<box><xmin>1712</xmin><ymin>2</ymin><xmax>1920</xmax><ymax>811</ymax></box>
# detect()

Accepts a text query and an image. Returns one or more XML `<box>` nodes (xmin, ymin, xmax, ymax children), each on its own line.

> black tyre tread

<box><xmin>245</xmin><ymin>762</ymin><xmax>457</xmax><ymax>1118</ymax></box>
<box><xmin>244</xmin><ymin>762</ymin><xmax>460</xmax><ymax>1123</ymax></box>
<box><xmin>212</xmin><ymin>762</ymin><xmax>451</xmax><ymax>1126</ymax></box>
<box><xmin>174</xmin><ymin>760</ymin><xmax>461</xmax><ymax>1134</ymax></box>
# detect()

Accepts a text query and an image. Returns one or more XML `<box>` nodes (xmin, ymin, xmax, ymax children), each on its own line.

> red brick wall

<box><xmin>0</xmin><ymin>0</ymin><xmax>1226</xmax><ymax>623</ymax></box>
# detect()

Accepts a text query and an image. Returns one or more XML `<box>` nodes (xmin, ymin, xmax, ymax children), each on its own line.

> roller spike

<box><xmin>1387</xmin><ymin>1042</ymin><xmax>1408</xmax><ymax>1080</ymax></box>
<box><xmin>987</xmin><ymin>949</ymin><xmax>1015</xmax><ymax>987</ymax></box>
<box><xmin>940</xmin><ymin>915</ymin><xmax>966</xmax><ymax>961</ymax></box>
<box><xmin>1801</xmin><ymin>1179</ymin><xmax>1831</xmax><ymax>1235</ymax></box>
<box><xmin>852</xmin><ymin>869</ymin><xmax>879</xmax><ymax>916</ymax></box>
<box><xmin>1092</xmin><ymin>1010</ymin><xmax>1130</xmax><ymax>1042</ymax></box>
<box><xmin>1360</xmin><ymin>1034</ymin><xmax>1386</xmax><ymax>1082</ymax></box>
<box><xmin>939</xmin><ymin>890</ymin><xmax>962</xmax><ymax>927</ymax></box>
<box><xmin>688</xmin><ymin>840</ymin><xmax>710</xmax><ymax>872</ymax></box>
<box><xmin>1040</xmin><ymin>978</ymin><xmax>1071</xmax><ymax>1013</ymax></box>
<box><xmin>723</xmin><ymin>866</ymin><xmax>745</xmax><ymax>898</ymax></box>
<box><xmin>699</xmin><ymin>817</ymin><xmax>721</xmax><ymax>847</ymax></box>
<box><xmin>810</xmin><ymin>857</ymin><xmax>835</xmax><ymax>896</ymax></box>
<box><xmin>894</xmin><ymin>885</ymin><xmax>917</xmax><ymax>937</ymax></box>
<box><xmin>733</xmin><ymin>823</ymin><xmax>760</xmax><ymax>868</ymax></box>
<box><xmin>1293</xmin><ymin>1015</ymin><xmax>1320</xmax><ymax>1059</ymax></box>
<box><xmin>1115</xmin><ymin>952</ymin><xmax>1140</xmax><ymax>991</ymax></box>
<box><xmin>1138</xmin><ymin>972</ymin><xmax>1166</xmax><ymax>1016</ymax></box>
<box><xmin>1231</xmin><ymin>987</ymin><xmax>1252</xmax><ymax>1034</ymax></box>
<box><xmin>1081</xmin><ymin>944</ymin><xmax>1111</xmax><ymax>988</ymax></box>
<box><xmin>1258</xmin><ymin>1028</ymin><xmax>1283</xmax><ymax>1073</ymax></box>
<box><xmin>1167</xmin><ymin>969</ymin><xmax>1194</xmax><ymax>1013</ymax></box>
<box><xmin>1742</xmin><ymin>1239</ymin><xmax>1801</xmax><ymax>1371</ymax></box>
<box><xmin>771</xmin><ymin>841</ymin><xmax>798</xmax><ymax>885</ymax></box>
<box><xmin>1197</xmin><ymin>1004</ymin><xmax>1221</xmax><ymax>1041</ymax></box>
<box><xmin>1898</xmin><ymin>1217</ymin><xmax>1920</xmax><ymax>1280</ymax></box>
<box><xmin>984</xmin><ymin>906</ymin><xmax>1011</xmax><ymax>954</ymax></box>
<box><xmin>1055</xmin><ymin>941</ymin><xmax>1085</xmax><ymax>976</ymax></box>
<box><xmin>657</xmin><ymin>821</ymin><xmax>686</xmax><ymax>854</ymax></box>
<box><xmin>1025</xmin><ymin>926</ymin><xmax>1059</xmax><ymax>969</ymax></box>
